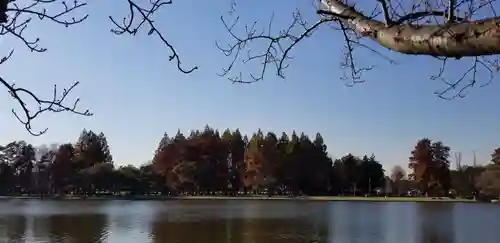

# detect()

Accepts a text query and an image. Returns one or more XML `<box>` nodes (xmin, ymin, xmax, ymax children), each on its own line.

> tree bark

<box><xmin>320</xmin><ymin>0</ymin><xmax>500</xmax><ymax>58</ymax></box>
<box><xmin>0</xmin><ymin>0</ymin><xmax>7</xmax><ymax>23</ymax></box>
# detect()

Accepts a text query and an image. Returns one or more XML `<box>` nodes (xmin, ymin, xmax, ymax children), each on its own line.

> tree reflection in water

<box><xmin>46</xmin><ymin>214</ymin><xmax>109</xmax><ymax>243</ymax></box>
<box><xmin>0</xmin><ymin>201</ymin><xmax>499</xmax><ymax>243</ymax></box>
<box><xmin>149</xmin><ymin>215</ymin><xmax>329</xmax><ymax>243</ymax></box>
<box><xmin>0</xmin><ymin>215</ymin><xmax>26</xmax><ymax>242</ymax></box>
<box><xmin>417</xmin><ymin>203</ymin><xmax>455</xmax><ymax>243</ymax></box>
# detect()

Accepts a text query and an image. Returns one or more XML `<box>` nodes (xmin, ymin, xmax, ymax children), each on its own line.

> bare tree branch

<box><xmin>447</xmin><ymin>0</ymin><xmax>455</xmax><ymax>23</ymax></box>
<box><xmin>0</xmin><ymin>0</ymin><xmax>197</xmax><ymax>135</ymax></box>
<box><xmin>0</xmin><ymin>77</ymin><xmax>92</xmax><ymax>136</ymax></box>
<box><xmin>431</xmin><ymin>56</ymin><xmax>496</xmax><ymax>99</ymax></box>
<box><xmin>216</xmin><ymin>10</ymin><xmax>335</xmax><ymax>83</ymax></box>
<box><xmin>218</xmin><ymin>1</ymin><xmax>394</xmax><ymax>86</ymax></box>
<box><xmin>220</xmin><ymin>0</ymin><xmax>500</xmax><ymax>99</ymax></box>
<box><xmin>393</xmin><ymin>10</ymin><xmax>463</xmax><ymax>25</ymax></box>
<box><xmin>377</xmin><ymin>0</ymin><xmax>393</xmax><ymax>26</ymax></box>
<box><xmin>109</xmin><ymin>0</ymin><xmax>197</xmax><ymax>74</ymax></box>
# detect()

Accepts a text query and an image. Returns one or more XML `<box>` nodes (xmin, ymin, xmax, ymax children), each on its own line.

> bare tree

<box><xmin>1</xmin><ymin>0</ymin><xmax>196</xmax><ymax>135</ymax></box>
<box><xmin>5</xmin><ymin>0</ymin><xmax>500</xmax><ymax>135</ymax></box>
<box><xmin>390</xmin><ymin>165</ymin><xmax>407</xmax><ymax>195</ymax></box>
<box><xmin>455</xmin><ymin>151</ymin><xmax>462</xmax><ymax>170</ymax></box>
<box><xmin>477</xmin><ymin>163</ymin><xmax>500</xmax><ymax>197</ymax></box>
<box><xmin>218</xmin><ymin>0</ymin><xmax>500</xmax><ymax>99</ymax></box>
<box><xmin>391</xmin><ymin>165</ymin><xmax>407</xmax><ymax>181</ymax></box>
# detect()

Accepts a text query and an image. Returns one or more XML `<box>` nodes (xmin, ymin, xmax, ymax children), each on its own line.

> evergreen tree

<box><xmin>52</xmin><ymin>143</ymin><xmax>75</xmax><ymax>194</ymax></box>
<box><xmin>261</xmin><ymin>132</ymin><xmax>279</xmax><ymax>192</ymax></box>
<box><xmin>243</xmin><ymin>133</ymin><xmax>263</xmax><ymax>191</ymax></box>
<box><xmin>98</xmin><ymin>132</ymin><xmax>113</xmax><ymax>164</ymax></box>
<box><xmin>153</xmin><ymin>133</ymin><xmax>170</xmax><ymax>164</ymax></box>
<box><xmin>477</xmin><ymin>147</ymin><xmax>500</xmax><ymax>198</ymax></box>
<box><xmin>230</xmin><ymin>129</ymin><xmax>246</xmax><ymax>193</ymax></box>
<box><xmin>431</xmin><ymin>141</ymin><xmax>451</xmax><ymax>195</ymax></box>
<box><xmin>345</xmin><ymin>154</ymin><xmax>362</xmax><ymax>195</ymax></box>
<box><xmin>409</xmin><ymin>138</ymin><xmax>452</xmax><ymax>196</ymax></box>
<box><xmin>358</xmin><ymin>154</ymin><xmax>384</xmax><ymax>194</ymax></box>
<box><xmin>409</xmin><ymin>138</ymin><xmax>433</xmax><ymax>194</ymax></box>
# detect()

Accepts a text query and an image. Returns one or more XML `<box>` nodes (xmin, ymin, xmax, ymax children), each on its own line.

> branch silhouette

<box><xmin>0</xmin><ymin>0</ymin><xmax>196</xmax><ymax>135</ymax></box>
<box><xmin>219</xmin><ymin>0</ymin><xmax>500</xmax><ymax>98</ymax></box>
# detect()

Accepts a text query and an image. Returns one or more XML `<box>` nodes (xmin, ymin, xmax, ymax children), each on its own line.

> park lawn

<box><xmin>306</xmin><ymin>196</ymin><xmax>475</xmax><ymax>203</ymax></box>
<box><xmin>173</xmin><ymin>195</ymin><xmax>477</xmax><ymax>203</ymax></box>
<box><xmin>0</xmin><ymin>195</ymin><xmax>478</xmax><ymax>203</ymax></box>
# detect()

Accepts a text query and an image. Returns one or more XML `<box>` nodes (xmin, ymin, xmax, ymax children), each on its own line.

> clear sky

<box><xmin>0</xmin><ymin>0</ymin><xmax>499</xmax><ymax>172</ymax></box>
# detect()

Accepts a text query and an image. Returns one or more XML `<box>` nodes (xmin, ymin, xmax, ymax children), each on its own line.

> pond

<box><xmin>0</xmin><ymin>199</ymin><xmax>498</xmax><ymax>243</ymax></box>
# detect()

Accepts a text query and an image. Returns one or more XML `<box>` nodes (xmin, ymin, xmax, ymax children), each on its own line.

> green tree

<box><xmin>274</xmin><ymin>132</ymin><xmax>290</xmax><ymax>192</ymax></box>
<box><xmin>139</xmin><ymin>162</ymin><xmax>167</xmax><ymax>195</ymax></box>
<box><xmin>115</xmin><ymin>165</ymin><xmax>147</xmax><ymax>195</ymax></box>
<box><xmin>86</xmin><ymin>162</ymin><xmax>115</xmax><ymax>194</ymax></box>
<box><xmin>336</xmin><ymin>154</ymin><xmax>361</xmax><ymax>195</ymax></box>
<box><xmin>358</xmin><ymin>154</ymin><xmax>385</xmax><ymax>194</ymax></box>
<box><xmin>153</xmin><ymin>133</ymin><xmax>170</xmax><ymax>162</ymax></box>
<box><xmin>2</xmin><ymin>141</ymin><xmax>36</xmax><ymax>194</ymax></box>
<box><xmin>451</xmin><ymin>165</ymin><xmax>484</xmax><ymax>197</ymax></box>
<box><xmin>195</xmin><ymin>126</ymin><xmax>229</xmax><ymax>193</ymax></box>
<box><xmin>409</xmin><ymin>138</ymin><xmax>451</xmax><ymax>196</ymax></box>
<box><xmin>390</xmin><ymin>165</ymin><xmax>407</xmax><ymax>195</ymax></box>
<box><xmin>477</xmin><ymin>164</ymin><xmax>500</xmax><ymax>199</ymax></box>
<box><xmin>173</xmin><ymin>129</ymin><xmax>186</xmax><ymax>142</ymax></box>
<box><xmin>152</xmin><ymin>132</ymin><xmax>183</xmax><ymax>192</ymax></box>
<box><xmin>260</xmin><ymin>132</ymin><xmax>279</xmax><ymax>193</ymax></box>
<box><xmin>51</xmin><ymin>143</ymin><xmax>75</xmax><ymax>195</ymax></box>
<box><xmin>97</xmin><ymin>132</ymin><xmax>113</xmax><ymax>164</ymax></box>
<box><xmin>243</xmin><ymin>133</ymin><xmax>264</xmax><ymax>192</ymax></box>
<box><xmin>221</xmin><ymin>129</ymin><xmax>246</xmax><ymax>195</ymax></box>
<box><xmin>477</xmin><ymin>148</ymin><xmax>500</xmax><ymax>199</ymax></box>
<box><xmin>409</xmin><ymin>138</ymin><xmax>433</xmax><ymax>195</ymax></box>
<box><xmin>0</xmin><ymin>146</ymin><xmax>14</xmax><ymax>195</ymax></box>
<box><xmin>283</xmin><ymin>131</ymin><xmax>301</xmax><ymax>195</ymax></box>
<box><xmin>230</xmin><ymin>129</ymin><xmax>246</xmax><ymax>194</ymax></box>
<box><xmin>309</xmin><ymin>133</ymin><xmax>333</xmax><ymax>195</ymax></box>
<box><xmin>431</xmin><ymin>141</ymin><xmax>451</xmax><ymax>195</ymax></box>
<box><xmin>491</xmin><ymin>148</ymin><xmax>500</xmax><ymax>164</ymax></box>
<box><xmin>74</xmin><ymin>130</ymin><xmax>108</xmax><ymax>168</ymax></box>
<box><xmin>73</xmin><ymin>130</ymin><xmax>114</xmax><ymax>195</ymax></box>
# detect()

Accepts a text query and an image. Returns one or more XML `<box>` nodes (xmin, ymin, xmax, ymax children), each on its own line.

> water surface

<box><xmin>0</xmin><ymin>199</ymin><xmax>498</xmax><ymax>243</ymax></box>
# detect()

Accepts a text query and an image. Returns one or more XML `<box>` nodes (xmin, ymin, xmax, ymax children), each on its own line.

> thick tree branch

<box><xmin>320</xmin><ymin>0</ymin><xmax>500</xmax><ymax>58</ymax></box>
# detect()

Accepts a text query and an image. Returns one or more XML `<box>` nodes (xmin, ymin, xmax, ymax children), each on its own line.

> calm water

<box><xmin>0</xmin><ymin>200</ymin><xmax>498</xmax><ymax>243</ymax></box>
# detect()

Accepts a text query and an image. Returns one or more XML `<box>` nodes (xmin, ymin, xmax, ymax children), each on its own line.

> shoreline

<box><xmin>0</xmin><ymin>195</ymin><xmax>481</xmax><ymax>203</ymax></box>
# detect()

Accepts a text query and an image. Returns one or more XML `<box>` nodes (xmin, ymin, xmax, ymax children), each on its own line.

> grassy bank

<box><xmin>0</xmin><ymin>195</ymin><xmax>479</xmax><ymax>203</ymax></box>
<box><xmin>173</xmin><ymin>196</ymin><xmax>478</xmax><ymax>203</ymax></box>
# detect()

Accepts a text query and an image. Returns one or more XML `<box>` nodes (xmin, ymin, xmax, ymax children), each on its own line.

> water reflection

<box><xmin>0</xmin><ymin>215</ymin><xmax>26</xmax><ymax>242</ymax></box>
<box><xmin>149</xmin><ymin>202</ymin><xmax>330</xmax><ymax>243</ymax></box>
<box><xmin>416</xmin><ymin>203</ymin><xmax>455</xmax><ymax>243</ymax></box>
<box><xmin>328</xmin><ymin>202</ymin><xmax>387</xmax><ymax>243</ymax></box>
<box><xmin>0</xmin><ymin>200</ymin><xmax>497</xmax><ymax>243</ymax></box>
<box><xmin>149</xmin><ymin>217</ymin><xmax>330</xmax><ymax>243</ymax></box>
<box><xmin>46</xmin><ymin>214</ymin><xmax>108</xmax><ymax>243</ymax></box>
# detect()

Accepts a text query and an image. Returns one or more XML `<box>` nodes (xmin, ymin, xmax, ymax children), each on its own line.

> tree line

<box><xmin>0</xmin><ymin>126</ymin><xmax>499</xmax><ymax>199</ymax></box>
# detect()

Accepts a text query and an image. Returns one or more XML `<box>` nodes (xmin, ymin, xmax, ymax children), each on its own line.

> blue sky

<box><xmin>0</xmin><ymin>0</ymin><xmax>499</xmax><ymax>172</ymax></box>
